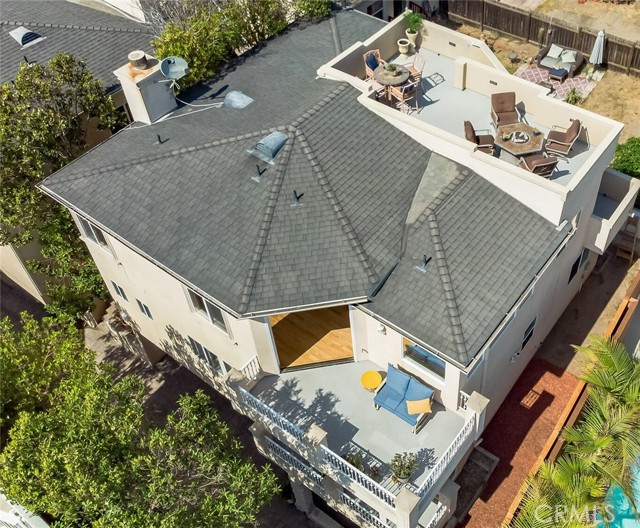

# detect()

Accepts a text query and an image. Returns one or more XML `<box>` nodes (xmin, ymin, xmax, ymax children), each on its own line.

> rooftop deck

<box><xmin>252</xmin><ymin>360</ymin><xmax>466</xmax><ymax>491</ymax></box>
<box><xmin>388</xmin><ymin>49</ymin><xmax>595</xmax><ymax>186</ymax></box>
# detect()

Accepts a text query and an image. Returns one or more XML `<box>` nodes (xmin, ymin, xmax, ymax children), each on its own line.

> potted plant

<box><xmin>390</xmin><ymin>452</ymin><xmax>418</xmax><ymax>484</ymax></box>
<box><xmin>404</xmin><ymin>12</ymin><xmax>423</xmax><ymax>47</ymax></box>
<box><xmin>344</xmin><ymin>453</ymin><xmax>366</xmax><ymax>472</ymax></box>
<box><xmin>385</xmin><ymin>63</ymin><xmax>400</xmax><ymax>76</ymax></box>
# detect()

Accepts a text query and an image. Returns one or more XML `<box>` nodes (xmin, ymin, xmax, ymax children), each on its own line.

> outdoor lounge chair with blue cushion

<box><xmin>373</xmin><ymin>364</ymin><xmax>434</xmax><ymax>434</ymax></box>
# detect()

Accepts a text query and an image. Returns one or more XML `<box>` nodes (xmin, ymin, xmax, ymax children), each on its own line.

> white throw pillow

<box><xmin>548</xmin><ymin>43</ymin><xmax>563</xmax><ymax>59</ymax></box>
<box><xmin>561</xmin><ymin>50</ymin><xmax>577</xmax><ymax>64</ymax></box>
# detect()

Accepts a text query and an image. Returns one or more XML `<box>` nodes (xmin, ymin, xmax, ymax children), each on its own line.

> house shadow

<box><xmin>256</xmin><ymin>375</ymin><xmax>359</xmax><ymax>451</ymax></box>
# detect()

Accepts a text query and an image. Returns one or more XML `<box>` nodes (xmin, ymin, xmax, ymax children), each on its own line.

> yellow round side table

<box><xmin>361</xmin><ymin>370</ymin><xmax>383</xmax><ymax>392</ymax></box>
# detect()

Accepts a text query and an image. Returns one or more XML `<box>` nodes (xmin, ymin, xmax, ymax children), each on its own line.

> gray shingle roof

<box><xmin>39</xmin><ymin>10</ymin><xmax>569</xmax><ymax>366</ymax></box>
<box><xmin>366</xmin><ymin>156</ymin><xmax>570</xmax><ymax>366</ymax></box>
<box><xmin>1</xmin><ymin>0</ymin><xmax>152</xmax><ymax>91</ymax></box>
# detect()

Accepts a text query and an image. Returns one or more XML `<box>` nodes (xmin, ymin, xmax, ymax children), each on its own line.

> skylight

<box><xmin>9</xmin><ymin>26</ymin><xmax>46</xmax><ymax>49</ymax></box>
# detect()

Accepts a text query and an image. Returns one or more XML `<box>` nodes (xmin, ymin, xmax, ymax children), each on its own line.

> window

<box><xmin>111</xmin><ymin>281</ymin><xmax>128</xmax><ymax>301</ymax></box>
<box><xmin>522</xmin><ymin>317</ymin><xmax>537</xmax><ymax>350</ymax></box>
<box><xmin>188</xmin><ymin>337</ymin><xmax>222</xmax><ymax>374</ymax></box>
<box><xmin>568</xmin><ymin>248</ymin><xmax>589</xmax><ymax>283</ymax></box>
<box><xmin>136</xmin><ymin>299</ymin><xmax>153</xmax><ymax>319</ymax></box>
<box><xmin>403</xmin><ymin>338</ymin><xmax>446</xmax><ymax>379</ymax></box>
<box><xmin>366</xmin><ymin>0</ymin><xmax>383</xmax><ymax>18</ymax></box>
<box><xmin>187</xmin><ymin>289</ymin><xmax>227</xmax><ymax>332</ymax></box>
<box><xmin>77</xmin><ymin>216</ymin><xmax>109</xmax><ymax>248</ymax></box>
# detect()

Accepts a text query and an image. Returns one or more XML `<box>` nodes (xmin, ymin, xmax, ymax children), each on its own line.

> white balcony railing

<box><xmin>322</xmin><ymin>445</ymin><xmax>396</xmax><ymax>507</ymax></box>
<box><xmin>340</xmin><ymin>493</ymin><xmax>390</xmax><ymax>528</ymax></box>
<box><xmin>423</xmin><ymin>501</ymin><xmax>448</xmax><ymax>528</ymax></box>
<box><xmin>458</xmin><ymin>390</ymin><xmax>470</xmax><ymax>411</ymax></box>
<box><xmin>416</xmin><ymin>414</ymin><xmax>476</xmax><ymax>499</ymax></box>
<box><xmin>238</xmin><ymin>386</ymin><xmax>305</xmax><ymax>441</ymax></box>
<box><xmin>265</xmin><ymin>436</ymin><xmax>323</xmax><ymax>484</ymax></box>
<box><xmin>240</xmin><ymin>355</ymin><xmax>261</xmax><ymax>380</ymax></box>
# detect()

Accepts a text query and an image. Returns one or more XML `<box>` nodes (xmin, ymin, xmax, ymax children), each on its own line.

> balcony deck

<box><xmin>383</xmin><ymin>49</ymin><xmax>595</xmax><ymax>186</ymax></box>
<box><xmin>252</xmin><ymin>360</ymin><xmax>466</xmax><ymax>491</ymax></box>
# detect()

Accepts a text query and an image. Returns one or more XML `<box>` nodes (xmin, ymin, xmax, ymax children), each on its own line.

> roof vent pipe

<box><xmin>128</xmin><ymin>50</ymin><xmax>148</xmax><ymax>70</ymax></box>
<box><xmin>248</xmin><ymin>131</ymin><xmax>288</xmax><ymax>165</ymax></box>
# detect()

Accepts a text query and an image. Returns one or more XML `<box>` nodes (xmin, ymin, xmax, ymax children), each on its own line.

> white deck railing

<box><xmin>423</xmin><ymin>501</ymin><xmax>447</xmax><ymax>528</ymax></box>
<box><xmin>265</xmin><ymin>436</ymin><xmax>323</xmax><ymax>484</ymax></box>
<box><xmin>239</xmin><ymin>356</ymin><xmax>261</xmax><ymax>380</ymax></box>
<box><xmin>458</xmin><ymin>390</ymin><xmax>470</xmax><ymax>411</ymax></box>
<box><xmin>238</xmin><ymin>387</ymin><xmax>305</xmax><ymax>441</ymax></box>
<box><xmin>322</xmin><ymin>445</ymin><xmax>396</xmax><ymax>507</ymax></box>
<box><xmin>416</xmin><ymin>414</ymin><xmax>476</xmax><ymax>499</ymax></box>
<box><xmin>340</xmin><ymin>494</ymin><xmax>390</xmax><ymax>528</ymax></box>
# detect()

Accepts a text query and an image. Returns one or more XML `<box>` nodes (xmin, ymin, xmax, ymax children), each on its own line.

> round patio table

<box><xmin>373</xmin><ymin>64</ymin><xmax>410</xmax><ymax>87</ymax></box>
<box><xmin>361</xmin><ymin>370</ymin><xmax>383</xmax><ymax>392</ymax></box>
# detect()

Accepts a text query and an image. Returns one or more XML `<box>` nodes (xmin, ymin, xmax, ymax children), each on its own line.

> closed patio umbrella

<box><xmin>589</xmin><ymin>29</ymin><xmax>605</xmax><ymax>66</ymax></box>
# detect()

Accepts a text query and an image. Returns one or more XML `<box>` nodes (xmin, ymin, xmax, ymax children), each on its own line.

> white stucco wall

<box><xmin>73</xmin><ymin>213</ymin><xmax>277</xmax><ymax>380</ymax></box>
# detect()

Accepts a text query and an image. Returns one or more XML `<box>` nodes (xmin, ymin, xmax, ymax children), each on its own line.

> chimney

<box><xmin>113</xmin><ymin>51</ymin><xmax>177</xmax><ymax>124</ymax></box>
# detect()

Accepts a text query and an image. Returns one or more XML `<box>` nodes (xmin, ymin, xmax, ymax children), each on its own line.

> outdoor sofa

<box><xmin>373</xmin><ymin>364</ymin><xmax>434</xmax><ymax>434</ymax></box>
<box><xmin>535</xmin><ymin>43</ymin><xmax>585</xmax><ymax>78</ymax></box>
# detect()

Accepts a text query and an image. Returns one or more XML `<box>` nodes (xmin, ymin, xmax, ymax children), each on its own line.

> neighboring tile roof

<box><xmin>366</xmin><ymin>157</ymin><xmax>570</xmax><ymax>366</ymax></box>
<box><xmin>39</xmin><ymin>10</ymin><xmax>569</xmax><ymax>365</ymax></box>
<box><xmin>1</xmin><ymin>0</ymin><xmax>152</xmax><ymax>91</ymax></box>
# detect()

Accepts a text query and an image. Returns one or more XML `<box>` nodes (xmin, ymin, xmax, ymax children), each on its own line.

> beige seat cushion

<box><xmin>406</xmin><ymin>398</ymin><xmax>432</xmax><ymax>415</ymax></box>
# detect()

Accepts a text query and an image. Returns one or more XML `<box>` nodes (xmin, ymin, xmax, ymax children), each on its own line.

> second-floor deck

<box><xmin>251</xmin><ymin>360</ymin><xmax>467</xmax><ymax>494</ymax></box>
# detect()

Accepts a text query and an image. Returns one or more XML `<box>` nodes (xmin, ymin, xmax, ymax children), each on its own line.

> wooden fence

<box><xmin>447</xmin><ymin>0</ymin><xmax>640</xmax><ymax>76</ymax></box>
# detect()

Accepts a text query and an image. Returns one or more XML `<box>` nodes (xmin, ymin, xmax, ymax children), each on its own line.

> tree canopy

<box><xmin>0</xmin><ymin>53</ymin><xmax>116</xmax><ymax>317</ymax></box>
<box><xmin>0</xmin><ymin>314</ymin><xmax>279</xmax><ymax>527</ymax></box>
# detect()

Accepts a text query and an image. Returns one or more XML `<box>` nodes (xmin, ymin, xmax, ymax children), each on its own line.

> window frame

<box><xmin>136</xmin><ymin>299</ymin><xmax>153</xmax><ymax>319</ymax></box>
<box><xmin>77</xmin><ymin>216</ymin><xmax>110</xmax><ymax>250</ymax></box>
<box><xmin>186</xmin><ymin>289</ymin><xmax>227</xmax><ymax>333</ymax></box>
<box><xmin>568</xmin><ymin>248</ymin><xmax>589</xmax><ymax>283</ymax></box>
<box><xmin>110</xmin><ymin>281</ymin><xmax>128</xmax><ymax>301</ymax></box>
<box><xmin>522</xmin><ymin>316</ymin><xmax>537</xmax><ymax>350</ymax></box>
<box><xmin>188</xmin><ymin>336</ymin><xmax>223</xmax><ymax>375</ymax></box>
<box><xmin>402</xmin><ymin>338</ymin><xmax>446</xmax><ymax>379</ymax></box>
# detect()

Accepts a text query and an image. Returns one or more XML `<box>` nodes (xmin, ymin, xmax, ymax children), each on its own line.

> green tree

<box><xmin>97</xmin><ymin>391</ymin><xmax>279</xmax><ymax>528</ymax></box>
<box><xmin>0</xmin><ymin>313</ymin><xmax>95</xmax><ymax>430</ymax></box>
<box><xmin>0</xmin><ymin>315</ymin><xmax>279</xmax><ymax>527</ymax></box>
<box><xmin>611</xmin><ymin>137</ymin><xmax>640</xmax><ymax>207</ymax></box>
<box><xmin>223</xmin><ymin>0</ymin><xmax>288</xmax><ymax>48</ymax></box>
<box><xmin>0</xmin><ymin>53</ymin><xmax>115</xmax><ymax>318</ymax></box>
<box><xmin>292</xmin><ymin>0</ymin><xmax>332</xmax><ymax>21</ymax></box>
<box><xmin>153</xmin><ymin>6</ymin><xmax>230</xmax><ymax>89</ymax></box>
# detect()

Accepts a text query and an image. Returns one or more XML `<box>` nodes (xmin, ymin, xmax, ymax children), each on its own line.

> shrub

<box><xmin>611</xmin><ymin>137</ymin><xmax>640</xmax><ymax>208</ymax></box>
<box><xmin>152</xmin><ymin>8</ymin><xmax>229</xmax><ymax>90</ymax></box>
<box><xmin>293</xmin><ymin>0</ymin><xmax>332</xmax><ymax>21</ymax></box>
<box><xmin>564</xmin><ymin>87</ymin><xmax>583</xmax><ymax>105</ymax></box>
<box><xmin>223</xmin><ymin>0</ymin><xmax>289</xmax><ymax>49</ymax></box>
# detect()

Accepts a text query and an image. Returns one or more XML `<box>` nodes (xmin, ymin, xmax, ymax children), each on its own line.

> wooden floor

<box><xmin>270</xmin><ymin>306</ymin><xmax>353</xmax><ymax>368</ymax></box>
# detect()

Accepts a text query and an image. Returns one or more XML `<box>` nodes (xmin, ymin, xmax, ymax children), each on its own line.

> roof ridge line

<box><xmin>408</xmin><ymin>169</ymin><xmax>472</xmax><ymax>237</ymax></box>
<box><xmin>238</xmin><ymin>128</ymin><xmax>296</xmax><ymax>312</ymax></box>
<box><xmin>294</xmin><ymin>126</ymin><xmax>378</xmax><ymax>283</ymax></box>
<box><xmin>0</xmin><ymin>20</ymin><xmax>151</xmax><ymax>34</ymax></box>
<box><xmin>55</xmin><ymin>128</ymin><xmax>284</xmax><ymax>183</ymax></box>
<box><xmin>426</xmin><ymin>210</ymin><xmax>468</xmax><ymax>360</ymax></box>
<box><xmin>290</xmin><ymin>84</ymin><xmax>348</xmax><ymax>128</ymax></box>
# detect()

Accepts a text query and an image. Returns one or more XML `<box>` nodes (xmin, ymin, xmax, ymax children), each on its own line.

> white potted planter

<box><xmin>398</xmin><ymin>38</ymin><xmax>410</xmax><ymax>55</ymax></box>
<box><xmin>404</xmin><ymin>12</ymin><xmax>423</xmax><ymax>48</ymax></box>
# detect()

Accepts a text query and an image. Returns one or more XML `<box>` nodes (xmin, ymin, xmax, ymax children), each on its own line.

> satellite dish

<box><xmin>160</xmin><ymin>57</ymin><xmax>189</xmax><ymax>80</ymax></box>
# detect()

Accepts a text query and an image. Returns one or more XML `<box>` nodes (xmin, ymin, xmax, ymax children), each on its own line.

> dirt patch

<box><xmin>456</xmin><ymin>25</ymin><xmax>540</xmax><ymax>74</ymax></box>
<box><xmin>580</xmin><ymin>69</ymin><xmax>640</xmax><ymax>142</ymax></box>
<box><xmin>539</xmin><ymin>0</ymin><xmax>640</xmax><ymax>43</ymax></box>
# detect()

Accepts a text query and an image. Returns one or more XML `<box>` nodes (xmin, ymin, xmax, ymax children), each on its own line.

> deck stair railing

<box><xmin>238</xmin><ymin>386</ymin><xmax>305</xmax><ymax>441</ymax></box>
<box><xmin>264</xmin><ymin>436</ymin><xmax>323</xmax><ymax>484</ymax></box>
<box><xmin>239</xmin><ymin>356</ymin><xmax>261</xmax><ymax>380</ymax></box>
<box><xmin>340</xmin><ymin>493</ymin><xmax>393</xmax><ymax>528</ymax></box>
<box><xmin>423</xmin><ymin>501</ymin><xmax>447</xmax><ymax>528</ymax></box>
<box><xmin>415</xmin><ymin>414</ymin><xmax>476</xmax><ymax>500</ymax></box>
<box><xmin>322</xmin><ymin>445</ymin><xmax>396</xmax><ymax>507</ymax></box>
